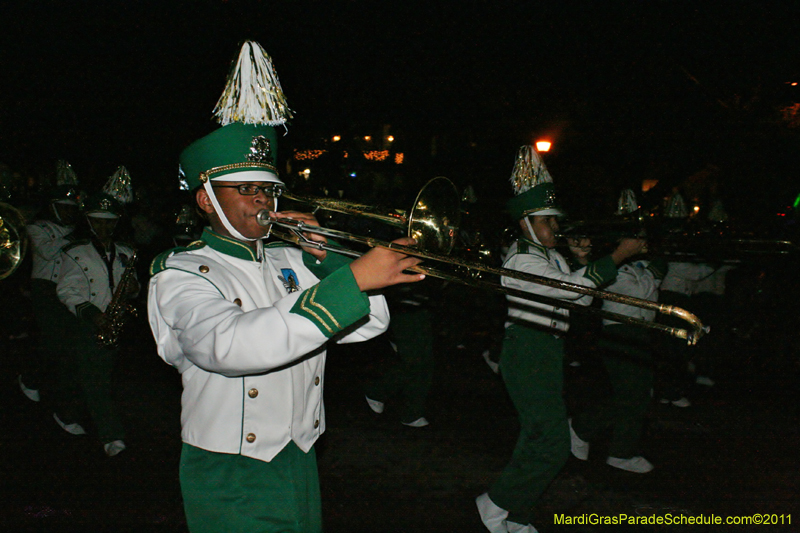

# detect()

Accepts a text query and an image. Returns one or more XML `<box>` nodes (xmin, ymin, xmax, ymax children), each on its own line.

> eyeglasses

<box><xmin>212</xmin><ymin>184</ymin><xmax>284</xmax><ymax>197</ymax></box>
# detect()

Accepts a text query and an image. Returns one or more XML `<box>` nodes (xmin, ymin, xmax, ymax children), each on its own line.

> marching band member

<box><xmin>23</xmin><ymin>160</ymin><xmax>81</xmax><ymax>411</ymax></box>
<box><xmin>57</xmin><ymin>169</ymin><xmax>138</xmax><ymax>457</ymax></box>
<box><xmin>476</xmin><ymin>146</ymin><xmax>645</xmax><ymax>533</ymax></box>
<box><xmin>568</xmin><ymin>189</ymin><xmax>666</xmax><ymax>474</ymax></box>
<box><xmin>147</xmin><ymin>41</ymin><xmax>423</xmax><ymax>533</ymax></box>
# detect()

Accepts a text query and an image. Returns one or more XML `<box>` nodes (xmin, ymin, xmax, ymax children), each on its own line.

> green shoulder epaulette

<box><xmin>150</xmin><ymin>241</ymin><xmax>206</xmax><ymax>276</ymax></box>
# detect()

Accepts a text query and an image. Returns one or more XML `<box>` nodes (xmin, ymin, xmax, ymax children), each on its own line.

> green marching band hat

<box><xmin>616</xmin><ymin>188</ymin><xmax>639</xmax><ymax>215</ymax></box>
<box><xmin>507</xmin><ymin>145</ymin><xmax>562</xmax><ymax>220</ymax></box>
<box><xmin>664</xmin><ymin>191</ymin><xmax>688</xmax><ymax>219</ymax></box>
<box><xmin>84</xmin><ymin>193</ymin><xmax>123</xmax><ymax>219</ymax></box>
<box><xmin>179</xmin><ymin>40</ymin><xmax>294</xmax><ymax>243</ymax></box>
<box><xmin>53</xmin><ymin>159</ymin><xmax>81</xmax><ymax>205</ymax></box>
<box><xmin>180</xmin><ymin>122</ymin><xmax>281</xmax><ymax>190</ymax></box>
<box><xmin>86</xmin><ymin>166</ymin><xmax>133</xmax><ymax>219</ymax></box>
<box><xmin>179</xmin><ymin>40</ymin><xmax>293</xmax><ymax>191</ymax></box>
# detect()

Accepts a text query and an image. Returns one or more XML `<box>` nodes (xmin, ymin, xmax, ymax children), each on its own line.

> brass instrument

<box><xmin>557</xmin><ymin>217</ymin><xmax>798</xmax><ymax>260</ymax></box>
<box><xmin>257</xmin><ymin>178</ymin><xmax>707</xmax><ymax>345</ymax></box>
<box><xmin>97</xmin><ymin>252</ymin><xmax>138</xmax><ymax>347</ymax></box>
<box><xmin>0</xmin><ymin>202</ymin><xmax>28</xmax><ymax>280</ymax></box>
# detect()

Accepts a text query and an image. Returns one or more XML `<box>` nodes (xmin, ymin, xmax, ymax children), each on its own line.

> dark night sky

<box><xmin>1</xmin><ymin>1</ymin><xmax>799</xmax><ymax>216</ymax></box>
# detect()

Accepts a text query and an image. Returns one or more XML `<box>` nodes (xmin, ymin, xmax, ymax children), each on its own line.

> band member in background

<box><xmin>147</xmin><ymin>41</ymin><xmax>423</xmax><ymax>533</ymax></box>
<box><xmin>22</xmin><ymin>160</ymin><xmax>80</xmax><ymax>410</ymax></box>
<box><xmin>568</xmin><ymin>190</ymin><xmax>666</xmax><ymax>474</ymax></box>
<box><xmin>476</xmin><ymin>146</ymin><xmax>645</xmax><ymax>533</ymax></box>
<box><xmin>57</xmin><ymin>188</ymin><xmax>138</xmax><ymax>457</ymax></box>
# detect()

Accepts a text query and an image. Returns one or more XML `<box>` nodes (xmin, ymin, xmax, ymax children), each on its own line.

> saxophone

<box><xmin>97</xmin><ymin>252</ymin><xmax>138</xmax><ymax>347</ymax></box>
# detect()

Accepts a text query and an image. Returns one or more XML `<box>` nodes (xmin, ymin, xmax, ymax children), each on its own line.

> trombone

<box><xmin>257</xmin><ymin>178</ymin><xmax>707</xmax><ymax>345</ymax></box>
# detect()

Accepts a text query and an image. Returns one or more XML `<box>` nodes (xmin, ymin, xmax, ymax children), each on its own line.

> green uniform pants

<box><xmin>571</xmin><ymin>324</ymin><xmax>654</xmax><ymax>458</ymax></box>
<box><xmin>67</xmin><ymin>320</ymin><xmax>125</xmax><ymax>443</ymax></box>
<box><xmin>364</xmin><ymin>309</ymin><xmax>434</xmax><ymax>424</ymax></box>
<box><xmin>180</xmin><ymin>442</ymin><xmax>322</xmax><ymax>533</ymax></box>
<box><xmin>489</xmin><ymin>325</ymin><xmax>570</xmax><ymax>526</ymax></box>
<box><xmin>30</xmin><ymin>279</ymin><xmax>75</xmax><ymax>396</ymax></box>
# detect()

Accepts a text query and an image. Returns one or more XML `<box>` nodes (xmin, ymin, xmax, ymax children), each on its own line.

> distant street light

<box><xmin>535</xmin><ymin>140</ymin><xmax>551</xmax><ymax>152</ymax></box>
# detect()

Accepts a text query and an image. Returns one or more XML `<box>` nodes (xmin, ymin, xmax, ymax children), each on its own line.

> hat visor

<box><xmin>87</xmin><ymin>212</ymin><xmax>119</xmax><ymax>219</ymax></box>
<box><xmin>526</xmin><ymin>207</ymin><xmax>564</xmax><ymax>217</ymax></box>
<box><xmin>54</xmin><ymin>199</ymin><xmax>78</xmax><ymax>206</ymax></box>
<box><xmin>211</xmin><ymin>170</ymin><xmax>284</xmax><ymax>185</ymax></box>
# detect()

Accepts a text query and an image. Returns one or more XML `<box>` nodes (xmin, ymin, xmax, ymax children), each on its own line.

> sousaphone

<box><xmin>0</xmin><ymin>202</ymin><xmax>27</xmax><ymax>280</ymax></box>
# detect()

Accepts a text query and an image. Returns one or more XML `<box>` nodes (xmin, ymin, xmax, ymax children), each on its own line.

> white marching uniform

<box><xmin>147</xmin><ymin>230</ymin><xmax>390</xmax><ymax>463</ymax></box>
<box><xmin>57</xmin><ymin>240</ymin><xmax>137</xmax><ymax>318</ymax></box>
<box><xmin>27</xmin><ymin>220</ymin><xmax>73</xmax><ymax>283</ymax></box>
<box><xmin>602</xmin><ymin>260</ymin><xmax>662</xmax><ymax>326</ymax></box>
<box><xmin>502</xmin><ymin>238</ymin><xmax>615</xmax><ymax>334</ymax></box>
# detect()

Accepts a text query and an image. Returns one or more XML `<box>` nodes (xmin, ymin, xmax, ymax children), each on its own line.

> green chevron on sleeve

<box><xmin>583</xmin><ymin>255</ymin><xmax>618</xmax><ymax>286</ymax></box>
<box><xmin>302</xmin><ymin>240</ymin><xmax>353</xmax><ymax>280</ymax></box>
<box><xmin>290</xmin><ymin>263</ymin><xmax>370</xmax><ymax>338</ymax></box>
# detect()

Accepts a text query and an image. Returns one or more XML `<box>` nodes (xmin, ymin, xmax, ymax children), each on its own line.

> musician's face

<box><xmin>525</xmin><ymin>215</ymin><xmax>559</xmax><ymax>248</ymax></box>
<box><xmin>87</xmin><ymin>216</ymin><xmax>118</xmax><ymax>243</ymax></box>
<box><xmin>52</xmin><ymin>202</ymin><xmax>80</xmax><ymax>227</ymax></box>
<box><xmin>196</xmin><ymin>181</ymin><xmax>276</xmax><ymax>242</ymax></box>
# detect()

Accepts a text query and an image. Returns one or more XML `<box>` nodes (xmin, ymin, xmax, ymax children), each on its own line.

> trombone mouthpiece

<box><xmin>255</xmin><ymin>210</ymin><xmax>273</xmax><ymax>227</ymax></box>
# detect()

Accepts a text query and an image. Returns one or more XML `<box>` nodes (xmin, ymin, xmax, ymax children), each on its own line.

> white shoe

<box><xmin>660</xmin><ymin>397</ymin><xmax>691</xmax><ymax>408</ymax></box>
<box><xmin>476</xmin><ymin>493</ymin><xmax>509</xmax><ymax>533</ymax></box>
<box><xmin>53</xmin><ymin>413</ymin><xmax>87</xmax><ymax>435</ymax></box>
<box><xmin>18</xmin><ymin>375</ymin><xmax>40</xmax><ymax>402</ymax></box>
<box><xmin>482</xmin><ymin>350</ymin><xmax>500</xmax><ymax>374</ymax></box>
<box><xmin>568</xmin><ymin>419</ymin><xmax>589</xmax><ymax>461</ymax></box>
<box><xmin>104</xmin><ymin>440</ymin><xmax>127</xmax><ymax>457</ymax></box>
<box><xmin>507</xmin><ymin>521</ymin><xmax>538</xmax><ymax>533</ymax></box>
<box><xmin>402</xmin><ymin>417</ymin><xmax>429</xmax><ymax>428</ymax></box>
<box><xmin>606</xmin><ymin>455</ymin><xmax>654</xmax><ymax>473</ymax></box>
<box><xmin>696</xmin><ymin>375</ymin><xmax>715</xmax><ymax>387</ymax></box>
<box><xmin>365</xmin><ymin>395</ymin><xmax>385</xmax><ymax>414</ymax></box>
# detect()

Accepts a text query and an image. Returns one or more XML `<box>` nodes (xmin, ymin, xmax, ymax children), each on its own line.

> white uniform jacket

<box><xmin>58</xmin><ymin>239</ymin><xmax>137</xmax><ymax>319</ymax></box>
<box><xmin>502</xmin><ymin>238</ymin><xmax>618</xmax><ymax>334</ymax></box>
<box><xmin>27</xmin><ymin>219</ymin><xmax>74</xmax><ymax>283</ymax></box>
<box><xmin>147</xmin><ymin>229</ymin><xmax>390</xmax><ymax>463</ymax></box>
<box><xmin>602</xmin><ymin>260</ymin><xmax>665</xmax><ymax>326</ymax></box>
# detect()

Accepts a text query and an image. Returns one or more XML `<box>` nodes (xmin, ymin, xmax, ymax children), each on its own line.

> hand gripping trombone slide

<box><xmin>255</xmin><ymin>178</ymin><xmax>708</xmax><ymax>345</ymax></box>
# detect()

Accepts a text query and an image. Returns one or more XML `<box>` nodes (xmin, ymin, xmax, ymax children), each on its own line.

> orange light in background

<box><xmin>394</xmin><ymin>153</ymin><xmax>404</xmax><ymax>164</ymax></box>
<box><xmin>332</xmin><ymin>135</ymin><xmax>341</xmax><ymax>142</ymax></box>
<box><xmin>641</xmin><ymin>179</ymin><xmax>659</xmax><ymax>192</ymax></box>
<box><xmin>387</xmin><ymin>135</ymin><xmax>394</xmax><ymax>142</ymax></box>
<box><xmin>535</xmin><ymin>140</ymin><xmax>551</xmax><ymax>152</ymax></box>
<box><xmin>363</xmin><ymin>136</ymin><xmax>372</xmax><ymax>141</ymax></box>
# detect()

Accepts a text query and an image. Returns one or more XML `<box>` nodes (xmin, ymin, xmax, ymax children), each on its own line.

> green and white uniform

<box><xmin>26</xmin><ymin>219</ymin><xmax>75</xmax><ymax>398</ymax></box>
<box><xmin>571</xmin><ymin>259</ymin><xmax>665</xmax><ymax>459</ymax></box>
<box><xmin>57</xmin><ymin>238</ymin><xmax>136</xmax><ymax>443</ymax></box>
<box><xmin>148</xmin><ymin>228</ymin><xmax>390</xmax><ymax>532</ymax></box>
<box><xmin>490</xmin><ymin>237</ymin><xmax>617</xmax><ymax>525</ymax></box>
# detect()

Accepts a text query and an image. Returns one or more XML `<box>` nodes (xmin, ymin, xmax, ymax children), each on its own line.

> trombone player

<box><xmin>147</xmin><ymin>41</ymin><xmax>423</xmax><ymax>533</ymax></box>
<box><xmin>476</xmin><ymin>146</ymin><xmax>646</xmax><ymax>533</ymax></box>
